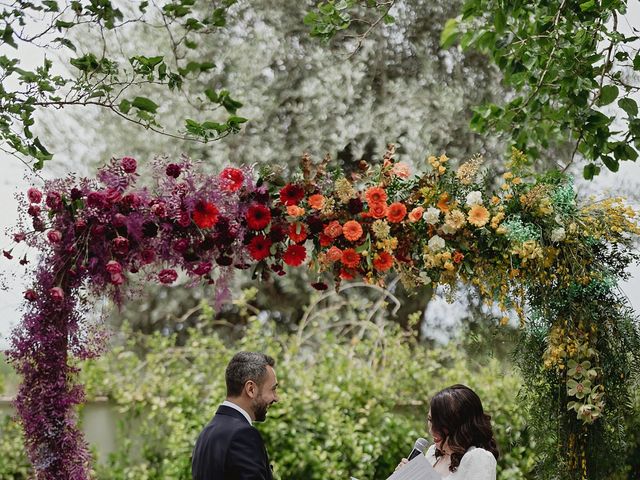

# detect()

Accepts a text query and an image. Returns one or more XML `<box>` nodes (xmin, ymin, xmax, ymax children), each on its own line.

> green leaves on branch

<box><xmin>444</xmin><ymin>0</ymin><xmax>640</xmax><ymax>179</ymax></box>
<box><xmin>1</xmin><ymin>0</ymin><xmax>244</xmax><ymax>170</ymax></box>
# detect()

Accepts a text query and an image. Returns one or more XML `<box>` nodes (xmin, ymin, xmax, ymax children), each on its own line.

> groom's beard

<box><xmin>253</xmin><ymin>396</ymin><xmax>270</xmax><ymax>422</ymax></box>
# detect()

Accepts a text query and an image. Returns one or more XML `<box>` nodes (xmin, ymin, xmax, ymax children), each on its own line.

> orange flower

<box><xmin>452</xmin><ymin>251</ymin><xmax>465</xmax><ymax>264</ymax></box>
<box><xmin>468</xmin><ymin>204</ymin><xmax>490</xmax><ymax>227</ymax></box>
<box><xmin>308</xmin><ymin>194</ymin><xmax>325</xmax><ymax>210</ymax></box>
<box><xmin>387</xmin><ymin>202</ymin><xmax>407</xmax><ymax>223</ymax></box>
<box><xmin>319</xmin><ymin>233</ymin><xmax>333</xmax><ymax>247</ymax></box>
<box><xmin>369</xmin><ymin>203</ymin><xmax>387</xmax><ymax>219</ymax></box>
<box><xmin>340</xmin><ymin>269</ymin><xmax>355</xmax><ymax>280</ymax></box>
<box><xmin>288</xmin><ymin>223</ymin><xmax>307</xmax><ymax>243</ymax></box>
<box><xmin>365</xmin><ymin>186</ymin><xmax>387</xmax><ymax>205</ymax></box>
<box><xmin>343</xmin><ymin>220</ymin><xmax>363</xmax><ymax>242</ymax></box>
<box><xmin>287</xmin><ymin>205</ymin><xmax>305</xmax><ymax>217</ymax></box>
<box><xmin>326</xmin><ymin>246</ymin><xmax>343</xmax><ymax>262</ymax></box>
<box><xmin>341</xmin><ymin>248</ymin><xmax>361</xmax><ymax>268</ymax></box>
<box><xmin>408</xmin><ymin>206</ymin><xmax>424</xmax><ymax>222</ymax></box>
<box><xmin>373</xmin><ymin>251</ymin><xmax>394</xmax><ymax>271</ymax></box>
<box><xmin>437</xmin><ymin>192</ymin><xmax>452</xmax><ymax>213</ymax></box>
<box><xmin>323</xmin><ymin>220</ymin><xmax>343</xmax><ymax>239</ymax></box>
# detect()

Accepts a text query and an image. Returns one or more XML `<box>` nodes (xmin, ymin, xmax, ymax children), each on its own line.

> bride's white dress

<box><xmin>425</xmin><ymin>444</ymin><xmax>496</xmax><ymax>480</ymax></box>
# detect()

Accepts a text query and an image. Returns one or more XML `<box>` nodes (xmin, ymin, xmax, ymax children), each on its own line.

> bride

<box><xmin>397</xmin><ymin>384</ymin><xmax>499</xmax><ymax>479</ymax></box>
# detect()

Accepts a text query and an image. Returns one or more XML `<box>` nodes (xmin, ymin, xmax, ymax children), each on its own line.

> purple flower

<box><xmin>140</xmin><ymin>249</ymin><xmax>156</xmax><ymax>264</ymax></box>
<box><xmin>70</xmin><ymin>187</ymin><xmax>83</xmax><ymax>200</ymax></box>
<box><xmin>45</xmin><ymin>191</ymin><xmax>62</xmax><ymax>210</ymax></box>
<box><xmin>49</xmin><ymin>287</ymin><xmax>65</xmax><ymax>302</ymax></box>
<box><xmin>28</xmin><ymin>204</ymin><xmax>41</xmax><ymax>217</ymax></box>
<box><xmin>158</xmin><ymin>268</ymin><xmax>178</xmax><ymax>284</ymax></box>
<box><xmin>113</xmin><ymin>213</ymin><xmax>128</xmax><ymax>228</ymax></box>
<box><xmin>193</xmin><ymin>261</ymin><xmax>212</xmax><ymax>276</ymax></box>
<box><xmin>27</xmin><ymin>187</ymin><xmax>42</xmax><ymax>204</ymax></box>
<box><xmin>87</xmin><ymin>191</ymin><xmax>106</xmax><ymax>208</ymax></box>
<box><xmin>47</xmin><ymin>229</ymin><xmax>63</xmax><ymax>244</ymax></box>
<box><xmin>112</xmin><ymin>237</ymin><xmax>129</xmax><ymax>256</ymax></box>
<box><xmin>121</xmin><ymin>156</ymin><xmax>137</xmax><ymax>173</ymax></box>
<box><xmin>166</xmin><ymin>163</ymin><xmax>182</xmax><ymax>178</ymax></box>
<box><xmin>150</xmin><ymin>201</ymin><xmax>167</xmax><ymax>218</ymax></box>
<box><xmin>173</xmin><ymin>238</ymin><xmax>190</xmax><ymax>253</ymax></box>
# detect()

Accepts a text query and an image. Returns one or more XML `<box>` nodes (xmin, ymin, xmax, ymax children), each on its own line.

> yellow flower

<box><xmin>468</xmin><ymin>204</ymin><xmax>490</xmax><ymax>227</ymax></box>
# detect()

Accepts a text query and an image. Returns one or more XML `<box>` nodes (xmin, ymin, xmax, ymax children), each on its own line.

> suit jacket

<box><xmin>192</xmin><ymin>405</ymin><xmax>273</xmax><ymax>480</ymax></box>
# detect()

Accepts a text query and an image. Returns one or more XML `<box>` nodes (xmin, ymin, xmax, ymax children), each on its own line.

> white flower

<box><xmin>551</xmin><ymin>227</ymin><xmax>566</xmax><ymax>243</ymax></box>
<box><xmin>466</xmin><ymin>190</ymin><xmax>483</xmax><ymax>206</ymax></box>
<box><xmin>428</xmin><ymin>235</ymin><xmax>446</xmax><ymax>251</ymax></box>
<box><xmin>441</xmin><ymin>224</ymin><xmax>457</xmax><ymax>235</ymax></box>
<box><xmin>423</xmin><ymin>207</ymin><xmax>441</xmax><ymax>224</ymax></box>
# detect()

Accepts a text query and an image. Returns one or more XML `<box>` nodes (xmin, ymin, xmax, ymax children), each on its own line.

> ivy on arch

<box><xmin>6</xmin><ymin>146</ymin><xmax>640</xmax><ymax>479</ymax></box>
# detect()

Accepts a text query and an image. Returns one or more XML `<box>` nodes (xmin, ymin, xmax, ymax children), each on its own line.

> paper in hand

<box><xmin>384</xmin><ymin>454</ymin><xmax>442</xmax><ymax>480</ymax></box>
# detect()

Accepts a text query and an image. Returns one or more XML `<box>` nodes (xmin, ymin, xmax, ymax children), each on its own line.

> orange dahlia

<box><xmin>365</xmin><ymin>186</ymin><xmax>387</xmax><ymax>206</ymax></box>
<box><xmin>323</xmin><ymin>220</ymin><xmax>343</xmax><ymax>239</ymax></box>
<box><xmin>387</xmin><ymin>202</ymin><xmax>407</xmax><ymax>223</ymax></box>
<box><xmin>341</xmin><ymin>248</ymin><xmax>361</xmax><ymax>268</ymax></box>
<box><xmin>326</xmin><ymin>246</ymin><xmax>343</xmax><ymax>262</ymax></box>
<box><xmin>343</xmin><ymin>220</ymin><xmax>363</xmax><ymax>242</ymax></box>
<box><xmin>373</xmin><ymin>251</ymin><xmax>394</xmax><ymax>271</ymax></box>
<box><xmin>308</xmin><ymin>194</ymin><xmax>325</xmax><ymax>210</ymax></box>
<box><xmin>468</xmin><ymin>204</ymin><xmax>490</xmax><ymax>227</ymax></box>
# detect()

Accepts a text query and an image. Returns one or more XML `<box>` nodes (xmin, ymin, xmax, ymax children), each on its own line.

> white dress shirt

<box><xmin>221</xmin><ymin>400</ymin><xmax>253</xmax><ymax>425</ymax></box>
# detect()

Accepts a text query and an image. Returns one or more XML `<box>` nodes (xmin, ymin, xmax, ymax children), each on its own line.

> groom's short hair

<box><xmin>225</xmin><ymin>351</ymin><xmax>275</xmax><ymax>397</ymax></box>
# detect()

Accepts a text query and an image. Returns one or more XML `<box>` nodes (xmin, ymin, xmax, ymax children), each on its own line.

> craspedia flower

<box><xmin>371</xmin><ymin>219</ymin><xmax>390</xmax><ymax>239</ymax></box>
<box><xmin>246</xmin><ymin>204</ymin><xmax>272</xmax><ymax>230</ymax></box>
<box><xmin>341</xmin><ymin>248</ymin><xmax>361</xmax><ymax>268</ymax></box>
<box><xmin>192</xmin><ymin>201</ymin><xmax>220</xmax><ymax>229</ymax></box>
<box><xmin>248</xmin><ymin>235</ymin><xmax>273</xmax><ymax>261</ymax></box>
<box><xmin>334</xmin><ymin>178</ymin><xmax>356</xmax><ymax>203</ymax></box>
<box><xmin>219</xmin><ymin>167</ymin><xmax>245</xmax><ymax>192</ymax></box>
<box><xmin>365</xmin><ymin>186</ymin><xmax>387</xmax><ymax>206</ymax></box>
<box><xmin>373</xmin><ymin>251</ymin><xmax>394</xmax><ymax>271</ymax></box>
<box><xmin>288</xmin><ymin>223</ymin><xmax>308</xmax><ymax>243</ymax></box>
<box><xmin>343</xmin><ymin>220</ymin><xmax>363</xmax><ymax>242</ymax></box>
<box><xmin>468</xmin><ymin>204</ymin><xmax>490</xmax><ymax>227</ymax></box>
<box><xmin>279</xmin><ymin>184</ymin><xmax>305</xmax><ymax>206</ymax></box>
<box><xmin>283</xmin><ymin>244</ymin><xmax>307</xmax><ymax>266</ymax></box>
<box><xmin>387</xmin><ymin>202</ymin><xmax>407</xmax><ymax>223</ymax></box>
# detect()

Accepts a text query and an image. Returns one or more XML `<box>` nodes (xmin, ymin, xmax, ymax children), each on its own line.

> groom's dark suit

<box><xmin>191</xmin><ymin>405</ymin><xmax>273</xmax><ymax>480</ymax></box>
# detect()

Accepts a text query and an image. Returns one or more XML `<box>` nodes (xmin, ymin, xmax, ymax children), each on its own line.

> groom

<box><xmin>191</xmin><ymin>351</ymin><xmax>279</xmax><ymax>480</ymax></box>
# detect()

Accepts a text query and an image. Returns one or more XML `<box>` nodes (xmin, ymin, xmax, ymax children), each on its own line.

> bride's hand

<box><xmin>395</xmin><ymin>458</ymin><xmax>409</xmax><ymax>471</ymax></box>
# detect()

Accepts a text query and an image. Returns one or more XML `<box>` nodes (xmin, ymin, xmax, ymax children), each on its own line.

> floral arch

<box><xmin>6</xmin><ymin>146</ymin><xmax>640</xmax><ymax>480</ymax></box>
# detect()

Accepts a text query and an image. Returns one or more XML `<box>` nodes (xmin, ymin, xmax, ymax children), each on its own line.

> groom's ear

<box><xmin>244</xmin><ymin>379</ymin><xmax>257</xmax><ymax>399</ymax></box>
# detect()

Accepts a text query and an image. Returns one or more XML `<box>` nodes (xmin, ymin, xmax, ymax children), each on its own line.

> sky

<box><xmin>1</xmin><ymin>3</ymin><xmax>640</xmax><ymax>350</ymax></box>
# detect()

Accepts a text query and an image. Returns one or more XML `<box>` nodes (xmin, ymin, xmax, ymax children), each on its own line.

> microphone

<box><xmin>407</xmin><ymin>437</ymin><xmax>429</xmax><ymax>461</ymax></box>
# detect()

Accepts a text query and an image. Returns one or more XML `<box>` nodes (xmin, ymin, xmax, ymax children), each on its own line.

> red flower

<box><xmin>373</xmin><ymin>251</ymin><xmax>394</xmax><ymax>271</ymax></box>
<box><xmin>166</xmin><ymin>163</ymin><xmax>182</xmax><ymax>178</ymax></box>
<box><xmin>220</xmin><ymin>167</ymin><xmax>245</xmax><ymax>192</ymax></box>
<box><xmin>49</xmin><ymin>287</ymin><xmax>65</xmax><ymax>302</ymax></box>
<box><xmin>121</xmin><ymin>156</ymin><xmax>137</xmax><ymax>173</ymax></box>
<box><xmin>140</xmin><ymin>249</ymin><xmax>155</xmax><ymax>264</ymax></box>
<box><xmin>288</xmin><ymin>223</ymin><xmax>308</xmax><ymax>243</ymax></box>
<box><xmin>193</xmin><ymin>261</ymin><xmax>212</xmax><ymax>276</ymax></box>
<box><xmin>283</xmin><ymin>244</ymin><xmax>306</xmax><ymax>266</ymax></box>
<box><xmin>386</xmin><ymin>202</ymin><xmax>407</xmax><ymax>223</ymax></box>
<box><xmin>279</xmin><ymin>184</ymin><xmax>305</xmax><ymax>206</ymax></box>
<box><xmin>319</xmin><ymin>233</ymin><xmax>333</xmax><ymax>247</ymax></box>
<box><xmin>112</xmin><ymin>236</ymin><xmax>130</xmax><ymax>256</ymax></box>
<box><xmin>158</xmin><ymin>269</ymin><xmax>178</xmax><ymax>284</ymax></box>
<box><xmin>246</xmin><ymin>204</ymin><xmax>272</xmax><ymax>230</ymax></box>
<box><xmin>27</xmin><ymin>187</ymin><xmax>42</xmax><ymax>204</ymax></box>
<box><xmin>248</xmin><ymin>235</ymin><xmax>273</xmax><ymax>261</ymax></box>
<box><xmin>24</xmin><ymin>289</ymin><xmax>38</xmax><ymax>301</ymax></box>
<box><xmin>341</xmin><ymin>248</ymin><xmax>361</xmax><ymax>268</ymax></box>
<box><xmin>105</xmin><ymin>260</ymin><xmax>123</xmax><ymax>274</ymax></box>
<box><xmin>47</xmin><ymin>230</ymin><xmax>62</xmax><ymax>244</ymax></box>
<box><xmin>193</xmin><ymin>201</ymin><xmax>220</xmax><ymax>229</ymax></box>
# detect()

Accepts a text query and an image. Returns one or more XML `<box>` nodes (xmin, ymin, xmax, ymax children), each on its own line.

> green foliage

<box><xmin>0</xmin><ymin>0</ymin><xmax>242</xmax><ymax>169</ymax></box>
<box><xmin>442</xmin><ymin>0</ymin><xmax>640</xmax><ymax>179</ymax></box>
<box><xmin>0</xmin><ymin>416</ymin><xmax>31</xmax><ymax>479</ymax></box>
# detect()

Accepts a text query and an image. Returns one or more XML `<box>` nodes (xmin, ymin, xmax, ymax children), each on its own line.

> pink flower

<box><xmin>87</xmin><ymin>191</ymin><xmax>106</xmax><ymax>208</ymax></box>
<box><xmin>45</xmin><ymin>191</ymin><xmax>62</xmax><ymax>210</ymax></box>
<box><xmin>104</xmin><ymin>187</ymin><xmax>122</xmax><ymax>204</ymax></box>
<box><xmin>121</xmin><ymin>156</ymin><xmax>137</xmax><ymax>173</ymax></box>
<box><xmin>27</xmin><ymin>205</ymin><xmax>41</xmax><ymax>217</ymax></box>
<box><xmin>13</xmin><ymin>232</ymin><xmax>26</xmax><ymax>243</ymax></box>
<box><xmin>391</xmin><ymin>162</ymin><xmax>411</xmax><ymax>178</ymax></box>
<box><xmin>113</xmin><ymin>213</ymin><xmax>127</xmax><ymax>228</ymax></box>
<box><xmin>150</xmin><ymin>201</ymin><xmax>167</xmax><ymax>218</ymax></box>
<box><xmin>47</xmin><ymin>230</ymin><xmax>62</xmax><ymax>243</ymax></box>
<box><xmin>105</xmin><ymin>260</ymin><xmax>123</xmax><ymax>274</ymax></box>
<box><xmin>112</xmin><ymin>236</ymin><xmax>129</xmax><ymax>256</ymax></box>
<box><xmin>24</xmin><ymin>289</ymin><xmax>38</xmax><ymax>301</ymax></box>
<box><xmin>50</xmin><ymin>287</ymin><xmax>65</xmax><ymax>302</ymax></box>
<box><xmin>158</xmin><ymin>268</ymin><xmax>178</xmax><ymax>284</ymax></box>
<box><xmin>27</xmin><ymin>187</ymin><xmax>42</xmax><ymax>204</ymax></box>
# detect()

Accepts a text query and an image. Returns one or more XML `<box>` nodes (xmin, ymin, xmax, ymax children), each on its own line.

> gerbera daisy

<box><xmin>248</xmin><ymin>235</ymin><xmax>272</xmax><ymax>261</ymax></box>
<box><xmin>387</xmin><ymin>202</ymin><xmax>407</xmax><ymax>223</ymax></box>
<box><xmin>373</xmin><ymin>251</ymin><xmax>394</xmax><ymax>271</ymax></box>
<box><xmin>341</xmin><ymin>248</ymin><xmax>361</xmax><ymax>268</ymax></box>
<box><xmin>219</xmin><ymin>167</ymin><xmax>244</xmax><ymax>192</ymax></box>
<box><xmin>365</xmin><ymin>186</ymin><xmax>387</xmax><ymax>205</ymax></box>
<box><xmin>283</xmin><ymin>244</ymin><xmax>307</xmax><ymax>266</ymax></box>
<box><xmin>246</xmin><ymin>204</ymin><xmax>272</xmax><ymax>230</ymax></box>
<box><xmin>288</xmin><ymin>223</ymin><xmax>308</xmax><ymax>243</ymax></box>
<box><xmin>279</xmin><ymin>184</ymin><xmax>305</xmax><ymax>206</ymax></box>
<box><xmin>192</xmin><ymin>201</ymin><xmax>220</xmax><ymax>229</ymax></box>
<box><xmin>343</xmin><ymin>220</ymin><xmax>363</xmax><ymax>242</ymax></box>
<box><xmin>323</xmin><ymin>220</ymin><xmax>343</xmax><ymax>239</ymax></box>
<box><xmin>369</xmin><ymin>203</ymin><xmax>387</xmax><ymax>219</ymax></box>
<box><xmin>468</xmin><ymin>204</ymin><xmax>490</xmax><ymax>227</ymax></box>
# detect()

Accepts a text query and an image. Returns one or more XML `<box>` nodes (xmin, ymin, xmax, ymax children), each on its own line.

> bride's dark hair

<box><xmin>430</xmin><ymin>384</ymin><xmax>499</xmax><ymax>473</ymax></box>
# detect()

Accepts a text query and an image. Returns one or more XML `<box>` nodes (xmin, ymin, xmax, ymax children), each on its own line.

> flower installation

<box><xmin>5</xmin><ymin>146</ymin><xmax>640</xmax><ymax>480</ymax></box>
